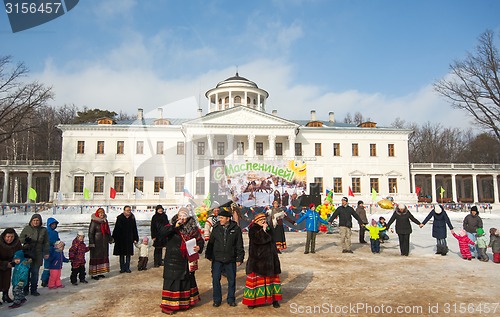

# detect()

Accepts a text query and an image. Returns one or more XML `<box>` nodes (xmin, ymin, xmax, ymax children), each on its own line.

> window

<box><xmin>74</xmin><ymin>176</ymin><xmax>84</xmax><ymax>193</ymax></box>
<box><xmin>136</xmin><ymin>141</ymin><xmax>144</xmax><ymax>154</ymax></box>
<box><xmin>313</xmin><ymin>177</ymin><xmax>323</xmax><ymax>193</ymax></box>
<box><xmin>197</xmin><ymin>142</ymin><xmax>205</xmax><ymax>155</ymax></box>
<box><xmin>134</xmin><ymin>177</ymin><xmax>144</xmax><ymax>192</ymax></box>
<box><xmin>256</xmin><ymin>142</ymin><xmax>264</xmax><ymax>155</ymax></box>
<box><xmin>389</xmin><ymin>178</ymin><xmax>397</xmax><ymax>193</ymax></box>
<box><xmin>333</xmin><ymin>143</ymin><xmax>341</xmax><ymax>156</ymax></box>
<box><xmin>196</xmin><ymin>177</ymin><xmax>205</xmax><ymax>195</ymax></box>
<box><xmin>370</xmin><ymin>178</ymin><xmax>379</xmax><ymax>193</ymax></box>
<box><xmin>352</xmin><ymin>143</ymin><xmax>359</xmax><ymax>156</ymax></box>
<box><xmin>295</xmin><ymin>143</ymin><xmax>302</xmax><ymax>156</ymax></box>
<box><xmin>94</xmin><ymin>176</ymin><xmax>104</xmax><ymax>193</ymax></box>
<box><xmin>370</xmin><ymin>144</ymin><xmax>377</xmax><ymax>156</ymax></box>
<box><xmin>217</xmin><ymin>142</ymin><xmax>225</xmax><ymax>156</ymax></box>
<box><xmin>154</xmin><ymin>177</ymin><xmax>164</xmax><ymax>193</ymax></box>
<box><xmin>315</xmin><ymin>143</ymin><xmax>322</xmax><ymax>156</ymax></box>
<box><xmin>388</xmin><ymin>144</ymin><xmax>395</xmax><ymax>157</ymax></box>
<box><xmin>117</xmin><ymin>141</ymin><xmax>124</xmax><ymax>154</ymax></box>
<box><xmin>157</xmin><ymin>141</ymin><xmax>164</xmax><ymax>154</ymax></box>
<box><xmin>333</xmin><ymin>177</ymin><xmax>342</xmax><ymax>193</ymax></box>
<box><xmin>175</xmin><ymin>177</ymin><xmax>185</xmax><ymax>193</ymax></box>
<box><xmin>276</xmin><ymin>142</ymin><xmax>283</xmax><ymax>156</ymax></box>
<box><xmin>234</xmin><ymin>96</ymin><xmax>241</xmax><ymax>104</ymax></box>
<box><xmin>114</xmin><ymin>176</ymin><xmax>124</xmax><ymax>192</ymax></box>
<box><xmin>77</xmin><ymin>141</ymin><xmax>85</xmax><ymax>154</ymax></box>
<box><xmin>236</xmin><ymin>142</ymin><xmax>244</xmax><ymax>155</ymax></box>
<box><xmin>177</xmin><ymin>142</ymin><xmax>185</xmax><ymax>155</ymax></box>
<box><xmin>97</xmin><ymin>141</ymin><xmax>104</xmax><ymax>154</ymax></box>
<box><xmin>352</xmin><ymin>177</ymin><xmax>361</xmax><ymax>193</ymax></box>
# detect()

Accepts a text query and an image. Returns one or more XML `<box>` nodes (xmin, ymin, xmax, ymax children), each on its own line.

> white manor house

<box><xmin>1</xmin><ymin>73</ymin><xmax>499</xmax><ymax>208</ymax></box>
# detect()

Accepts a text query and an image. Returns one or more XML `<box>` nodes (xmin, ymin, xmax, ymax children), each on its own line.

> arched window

<box><xmin>224</xmin><ymin>96</ymin><xmax>229</xmax><ymax>109</ymax></box>
<box><xmin>234</xmin><ymin>96</ymin><xmax>241</xmax><ymax>104</ymax></box>
<box><xmin>247</xmin><ymin>97</ymin><xmax>251</xmax><ymax>106</ymax></box>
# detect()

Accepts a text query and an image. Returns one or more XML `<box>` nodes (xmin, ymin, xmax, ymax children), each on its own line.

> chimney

<box><xmin>197</xmin><ymin>108</ymin><xmax>203</xmax><ymax>117</ymax></box>
<box><xmin>137</xmin><ymin>108</ymin><xmax>143</xmax><ymax>120</ymax></box>
<box><xmin>272</xmin><ymin>109</ymin><xmax>277</xmax><ymax>116</ymax></box>
<box><xmin>329</xmin><ymin>111</ymin><xmax>335</xmax><ymax>123</ymax></box>
<box><xmin>310</xmin><ymin>110</ymin><xmax>316</xmax><ymax>121</ymax></box>
<box><xmin>158</xmin><ymin>107</ymin><xmax>163</xmax><ymax>119</ymax></box>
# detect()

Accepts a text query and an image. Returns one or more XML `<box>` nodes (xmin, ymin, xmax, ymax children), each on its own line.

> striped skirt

<box><xmin>88</xmin><ymin>257</ymin><xmax>110</xmax><ymax>276</ymax></box>
<box><xmin>242</xmin><ymin>273</ymin><xmax>282</xmax><ymax>306</ymax></box>
<box><xmin>160</xmin><ymin>273</ymin><xmax>200</xmax><ymax>313</ymax></box>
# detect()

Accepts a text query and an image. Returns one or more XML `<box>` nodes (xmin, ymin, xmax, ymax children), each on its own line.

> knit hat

<box><xmin>309</xmin><ymin>203</ymin><xmax>315</xmax><ymax>209</ymax></box>
<box><xmin>459</xmin><ymin>229</ymin><xmax>467</xmax><ymax>237</ymax></box>
<box><xmin>177</xmin><ymin>207</ymin><xmax>189</xmax><ymax>219</ymax></box>
<box><xmin>341</xmin><ymin>197</ymin><xmax>348</xmax><ymax>202</ymax></box>
<box><xmin>477</xmin><ymin>228</ymin><xmax>484</xmax><ymax>236</ymax></box>
<box><xmin>54</xmin><ymin>240</ymin><xmax>65</xmax><ymax>248</ymax></box>
<box><xmin>471</xmin><ymin>206</ymin><xmax>478</xmax><ymax>212</ymax></box>
<box><xmin>371</xmin><ymin>219</ymin><xmax>377</xmax><ymax>226</ymax></box>
<box><xmin>358</xmin><ymin>200</ymin><xmax>364</xmax><ymax>205</ymax></box>
<box><xmin>490</xmin><ymin>228</ymin><xmax>498</xmax><ymax>235</ymax></box>
<box><xmin>142</xmin><ymin>236</ymin><xmax>149</xmax><ymax>243</ymax></box>
<box><xmin>77</xmin><ymin>231</ymin><xmax>85</xmax><ymax>237</ymax></box>
<box><xmin>253</xmin><ymin>213</ymin><xmax>266</xmax><ymax>223</ymax></box>
<box><xmin>155</xmin><ymin>205</ymin><xmax>164</xmax><ymax>212</ymax></box>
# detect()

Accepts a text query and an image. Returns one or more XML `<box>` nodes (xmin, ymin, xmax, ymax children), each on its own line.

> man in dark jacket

<box><xmin>328</xmin><ymin>197</ymin><xmax>364</xmax><ymax>253</ymax></box>
<box><xmin>150</xmin><ymin>205</ymin><xmax>169</xmax><ymax>267</ymax></box>
<box><xmin>463</xmin><ymin>206</ymin><xmax>483</xmax><ymax>258</ymax></box>
<box><xmin>206</xmin><ymin>208</ymin><xmax>244</xmax><ymax>307</ymax></box>
<box><xmin>112</xmin><ymin>206</ymin><xmax>139</xmax><ymax>273</ymax></box>
<box><xmin>355</xmin><ymin>201</ymin><xmax>368</xmax><ymax>243</ymax></box>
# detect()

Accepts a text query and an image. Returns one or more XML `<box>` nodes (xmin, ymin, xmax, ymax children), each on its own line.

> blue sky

<box><xmin>2</xmin><ymin>0</ymin><xmax>500</xmax><ymax>127</ymax></box>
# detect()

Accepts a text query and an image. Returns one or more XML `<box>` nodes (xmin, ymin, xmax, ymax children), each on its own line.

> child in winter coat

<box><xmin>365</xmin><ymin>219</ymin><xmax>386</xmax><ymax>254</ymax></box>
<box><xmin>134</xmin><ymin>236</ymin><xmax>152</xmax><ymax>271</ymax></box>
<box><xmin>476</xmin><ymin>228</ymin><xmax>489</xmax><ymax>262</ymax></box>
<box><xmin>488</xmin><ymin>228</ymin><xmax>500</xmax><ymax>263</ymax></box>
<box><xmin>41</xmin><ymin>217</ymin><xmax>60</xmax><ymax>287</ymax></box>
<box><xmin>296</xmin><ymin>204</ymin><xmax>326</xmax><ymax>254</ymax></box>
<box><xmin>48</xmin><ymin>241</ymin><xmax>69</xmax><ymax>289</ymax></box>
<box><xmin>451</xmin><ymin>229</ymin><xmax>475</xmax><ymax>260</ymax></box>
<box><xmin>377</xmin><ymin>217</ymin><xmax>389</xmax><ymax>242</ymax></box>
<box><xmin>10</xmin><ymin>250</ymin><xmax>30</xmax><ymax>309</ymax></box>
<box><xmin>69</xmin><ymin>231</ymin><xmax>90</xmax><ymax>285</ymax></box>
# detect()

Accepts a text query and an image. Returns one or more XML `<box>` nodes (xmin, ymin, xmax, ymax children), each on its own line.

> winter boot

<box><xmin>440</xmin><ymin>246</ymin><xmax>448</xmax><ymax>256</ymax></box>
<box><xmin>435</xmin><ymin>245</ymin><xmax>443</xmax><ymax>255</ymax></box>
<box><xmin>3</xmin><ymin>292</ymin><xmax>13</xmax><ymax>303</ymax></box>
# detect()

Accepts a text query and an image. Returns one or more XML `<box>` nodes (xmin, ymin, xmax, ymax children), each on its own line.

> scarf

<box><xmin>174</xmin><ymin>216</ymin><xmax>200</xmax><ymax>261</ymax></box>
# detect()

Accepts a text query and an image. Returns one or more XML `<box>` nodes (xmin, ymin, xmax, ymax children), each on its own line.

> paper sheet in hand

<box><xmin>185</xmin><ymin>238</ymin><xmax>197</xmax><ymax>256</ymax></box>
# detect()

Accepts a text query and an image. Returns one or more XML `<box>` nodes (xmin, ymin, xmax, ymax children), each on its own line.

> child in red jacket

<box><xmin>451</xmin><ymin>229</ymin><xmax>475</xmax><ymax>260</ymax></box>
<box><xmin>68</xmin><ymin>231</ymin><xmax>90</xmax><ymax>285</ymax></box>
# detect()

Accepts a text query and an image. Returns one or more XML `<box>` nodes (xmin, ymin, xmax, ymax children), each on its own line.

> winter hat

<box><xmin>398</xmin><ymin>204</ymin><xmax>406</xmax><ymax>210</ymax></box>
<box><xmin>253</xmin><ymin>213</ymin><xmax>267</xmax><ymax>223</ymax></box>
<box><xmin>358</xmin><ymin>200</ymin><xmax>364</xmax><ymax>206</ymax></box>
<box><xmin>459</xmin><ymin>229</ymin><xmax>467</xmax><ymax>237</ymax></box>
<box><xmin>471</xmin><ymin>206</ymin><xmax>478</xmax><ymax>213</ymax></box>
<box><xmin>77</xmin><ymin>231</ymin><xmax>85</xmax><ymax>237</ymax></box>
<box><xmin>309</xmin><ymin>203</ymin><xmax>315</xmax><ymax>209</ymax></box>
<box><xmin>54</xmin><ymin>240</ymin><xmax>65</xmax><ymax>248</ymax></box>
<box><xmin>155</xmin><ymin>205</ymin><xmax>164</xmax><ymax>212</ymax></box>
<box><xmin>341</xmin><ymin>197</ymin><xmax>348</xmax><ymax>202</ymax></box>
<box><xmin>142</xmin><ymin>236</ymin><xmax>149</xmax><ymax>243</ymax></box>
<box><xmin>490</xmin><ymin>228</ymin><xmax>498</xmax><ymax>235</ymax></box>
<box><xmin>177</xmin><ymin>207</ymin><xmax>189</xmax><ymax>219</ymax></box>
<box><xmin>477</xmin><ymin>228</ymin><xmax>485</xmax><ymax>236</ymax></box>
<box><xmin>13</xmin><ymin>250</ymin><xmax>25</xmax><ymax>261</ymax></box>
<box><xmin>371</xmin><ymin>219</ymin><xmax>377</xmax><ymax>226</ymax></box>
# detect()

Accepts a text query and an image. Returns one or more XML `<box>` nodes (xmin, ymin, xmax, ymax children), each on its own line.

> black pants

<box><xmin>154</xmin><ymin>247</ymin><xmax>164</xmax><ymax>266</ymax></box>
<box><xmin>70</xmin><ymin>265</ymin><xmax>86</xmax><ymax>284</ymax></box>
<box><xmin>119</xmin><ymin>255</ymin><xmax>131</xmax><ymax>272</ymax></box>
<box><xmin>359</xmin><ymin>225</ymin><xmax>367</xmax><ymax>242</ymax></box>
<box><xmin>138</xmin><ymin>257</ymin><xmax>148</xmax><ymax>270</ymax></box>
<box><xmin>398</xmin><ymin>234</ymin><xmax>410</xmax><ymax>256</ymax></box>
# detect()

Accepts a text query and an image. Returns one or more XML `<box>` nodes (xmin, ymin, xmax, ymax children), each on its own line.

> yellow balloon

<box><xmin>378</xmin><ymin>199</ymin><xmax>394</xmax><ymax>209</ymax></box>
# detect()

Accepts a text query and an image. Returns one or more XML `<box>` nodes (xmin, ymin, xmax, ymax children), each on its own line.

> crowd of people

<box><xmin>0</xmin><ymin>199</ymin><xmax>499</xmax><ymax>314</ymax></box>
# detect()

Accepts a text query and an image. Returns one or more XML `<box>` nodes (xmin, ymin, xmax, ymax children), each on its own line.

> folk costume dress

<box><xmin>88</xmin><ymin>210</ymin><xmax>113</xmax><ymax>277</ymax></box>
<box><xmin>266</xmin><ymin>207</ymin><xmax>295</xmax><ymax>251</ymax></box>
<box><xmin>159</xmin><ymin>215</ymin><xmax>204</xmax><ymax>314</ymax></box>
<box><xmin>242</xmin><ymin>218</ymin><xmax>282</xmax><ymax>307</ymax></box>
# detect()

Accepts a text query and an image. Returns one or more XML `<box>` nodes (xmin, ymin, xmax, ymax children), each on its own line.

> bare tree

<box><xmin>0</xmin><ymin>55</ymin><xmax>53</xmax><ymax>145</ymax></box>
<box><xmin>434</xmin><ymin>30</ymin><xmax>500</xmax><ymax>141</ymax></box>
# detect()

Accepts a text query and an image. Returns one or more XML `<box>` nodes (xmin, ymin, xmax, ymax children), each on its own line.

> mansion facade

<box><xmin>57</xmin><ymin>74</ymin><xmax>415</xmax><ymax>207</ymax></box>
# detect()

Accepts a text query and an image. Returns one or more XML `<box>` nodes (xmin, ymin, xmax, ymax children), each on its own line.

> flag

<box><xmin>415</xmin><ymin>186</ymin><xmax>421</xmax><ymax>197</ymax></box>
<box><xmin>28</xmin><ymin>187</ymin><xmax>37</xmax><ymax>201</ymax></box>
<box><xmin>110</xmin><ymin>187</ymin><xmax>117</xmax><ymax>199</ymax></box>
<box><xmin>183</xmin><ymin>187</ymin><xmax>194</xmax><ymax>199</ymax></box>
<box><xmin>159</xmin><ymin>188</ymin><xmax>167</xmax><ymax>199</ymax></box>
<box><xmin>325</xmin><ymin>190</ymin><xmax>333</xmax><ymax>202</ymax></box>
<box><xmin>83</xmin><ymin>188</ymin><xmax>90</xmax><ymax>199</ymax></box>
<box><xmin>348</xmin><ymin>186</ymin><xmax>354</xmax><ymax>197</ymax></box>
<box><xmin>371</xmin><ymin>188</ymin><xmax>377</xmax><ymax>201</ymax></box>
<box><xmin>440</xmin><ymin>186</ymin><xmax>445</xmax><ymax>199</ymax></box>
<box><xmin>135</xmin><ymin>188</ymin><xmax>143</xmax><ymax>199</ymax></box>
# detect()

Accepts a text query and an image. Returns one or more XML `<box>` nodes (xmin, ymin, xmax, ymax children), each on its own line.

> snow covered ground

<box><xmin>1</xmin><ymin>205</ymin><xmax>500</xmax><ymax>316</ymax></box>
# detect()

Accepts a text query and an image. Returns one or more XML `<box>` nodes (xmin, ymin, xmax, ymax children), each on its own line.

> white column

<box><xmin>26</xmin><ymin>171</ymin><xmax>33</xmax><ymax>203</ymax></box>
<box><xmin>2</xmin><ymin>170</ymin><xmax>8</xmax><ymax>203</ymax></box>
<box><xmin>431</xmin><ymin>173</ymin><xmax>437</xmax><ymax>204</ymax></box>
<box><xmin>226</xmin><ymin>134</ymin><xmax>234</xmax><ymax>159</ymax></box>
<box><xmin>288</xmin><ymin>134</ymin><xmax>296</xmax><ymax>158</ymax></box>
<box><xmin>493</xmin><ymin>174</ymin><xmax>499</xmax><ymax>203</ymax></box>
<box><xmin>185</xmin><ymin>133</ymin><xmax>194</xmax><ymax>194</ymax></box>
<box><xmin>49</xmin><ymin>171</ymin><xmax>55</xmax><ymax>202</ymax></box>
<box><xmin>257</xmin><ymin>94</ymin><xmax>261</xmax><ymax>110</ymax></box>
<box><xmin>268</xmin><ymin>135</ymin><xmax>276</xmax><ymax>159</ymax></box>
<box><xmin>472</xmin><ymin>174</ymin><xmax>479</xmax><ymax>203</ymax></box>
<box><xmin>207</xmin><ymin>94</ymin><xmax>211</xmax><ymax>111</ymax></box>
<box><xmin>244</xmin><ymin>91</ymin><xmax>248</xmax><ymax>107</ymax></box>
<box><xmin>451</xmin><ymin>174</ymin><xmax>458</xmax><ymax>203</ymax></box>
<box><xmin>248</xmin><ymin>135</ymin><xmax>255</xmax><ymax>158</ymax></box>
<box><xmin>215</xmin><ymin>93</ymin><xmax>219</xmax><ymax>111</ymax></box>
<box><xmin>411</xmin><ymin>173</ymin><xmax>416</xmax><ymax>194</ymax></box>
<box><xmin>207</xmin><ymin>134</ymin><xmax>214</xmax><ymax>158</ymax></box>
